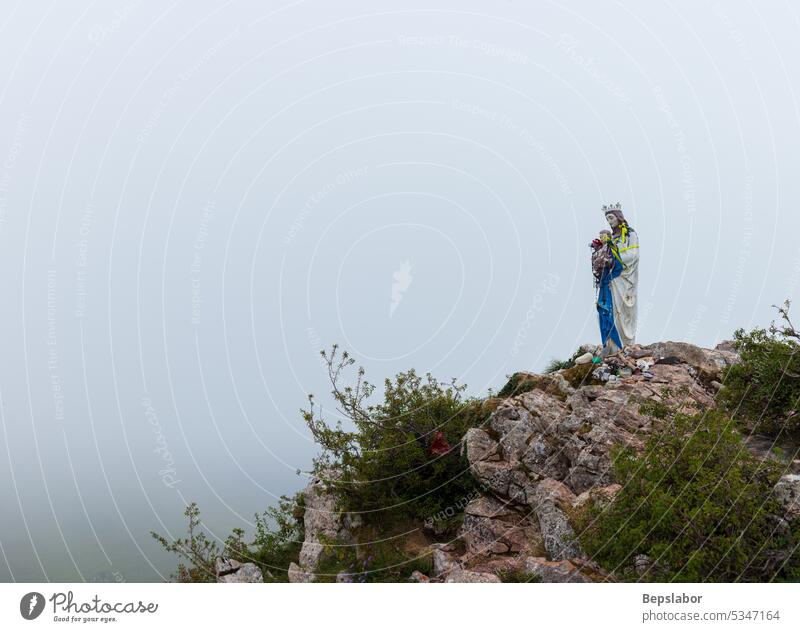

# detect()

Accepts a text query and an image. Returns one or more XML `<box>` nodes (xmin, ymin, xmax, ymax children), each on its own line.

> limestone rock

<box><xmin>463</xmin><ymin>428</ymin><xmax>500</xmax><ymax>463</ymax></box>
<box><xmin>774</xmin><ymin>474</ymin><xmax>800</xmax><ymax>519</ymax></box>
<box><xmin>289</xmin><ymin>470</ymin><xmax>358</xmax><ymax>580</ymax></box>
<box><xmin>215</xmin><ymin>557</ymin><xmax>264</xmax><ymax>583</ymax></box>
<box><xmin>524</xmin><ymin>557</ymin><xmax>613</xmax><ymax>583</ymax></box>
<box><xmin>532</xmin><ymin>481</ymin><xmax>582</xmax><ymax>561</ymax></box>
<box><xmin>287</xmin><ymin>562</ymin><xmax>314</xmax><ymax>583</ymax></box>
<box><xmin>444</xmin><ymin>569</ymin><xmax>501</xmax><ymax>583</ymax></box>
<box><xmin>430</xmin><ymin>543</ymin><xmax>461</xmax><ymax>578</ymax></box>
<box><xmin>297</xmin><ymin>472</ymin><xmax>348</xmax><ymax>571</ymax></box>
<box><xmin>574</xmin><ymin>352</ymin><xmax>594</xmax><ymax>365</ymax></box>
<box><xmin>572</xmin><ymin>483</ymin><xmax>622</xmax><ymax>511</ymax></box>
<box><xmin>460</xmin><ymin>495</ymin><xmax>541</xmax><ymax>556</ymax></box>
<box><xmin>463</xmin><ymin>343</ymin><xmax>733</xmax><ymax>576</ymax></box>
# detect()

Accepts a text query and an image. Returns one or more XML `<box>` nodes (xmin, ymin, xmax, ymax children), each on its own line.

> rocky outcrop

<box><xmin>284</xmin><ymin>341</ymin><xmax>800</xmax><ymax>583</ymax></box>
<box><xmin>215</xmin><ymin>557</ymin><xmax>263</xmax><ymax>583</ymax></box>
<box><xmin>774</xmin><ymin>474</ymin><xmax>800</xmax><ymax>519</ymax></box>
<box><xmin>523</xmin><ymin>557</ymin><xmax>612</xmax><ymax>583</ymax></box>
<box><xmin>288</xmin><ymin>471</ymin><xmax>361</xmax><ymax>583</ymax></box>
<box><xmin>460</xmin><ymin>496</ymin><xmax>540</xmax><ymax>556</ymax></box>
<box><xmin>457</xmin><ymin>341</ymin><xmax>740</xmax><ymax>582</ymax></box>
<box><xmin>444</xmin><ymin>569</ymin><xmax>501</xmax><ymax>583</ymax></box>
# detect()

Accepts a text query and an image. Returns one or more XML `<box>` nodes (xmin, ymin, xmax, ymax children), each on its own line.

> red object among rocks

<box><xmin>429</xmin><ymin>431</ymin><xmax>452</xmax><ymax>455</ymax></box>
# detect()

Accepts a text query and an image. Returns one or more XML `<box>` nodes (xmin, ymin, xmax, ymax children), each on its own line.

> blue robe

<box><xmin>597</xmin><ymin>254</ymin><xmax>623</xmax><ymax>349</ymax></box>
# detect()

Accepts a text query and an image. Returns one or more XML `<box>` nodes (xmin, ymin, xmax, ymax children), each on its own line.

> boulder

<box><xmin>297</xmin><ymin>472</ymin><xmax>348</xmax><ymax>571</ymax></box>
<box><xmin>574</xmin><ymin>352</ymin><xmax>594</xmax><ymax>365</ymax></box>
<box><xmin>289</xmin><ymin>470</ymin><xmax>358</xmax><ymax>580</ymax></box>
<box><xmin>430</xmin><ymin>543</ymin><xmax>461</xmax><ymax>578</ymax></box>
<box><xmin>531</xmin><ymin>481</ymin><xmax>582</xmax><ymax>561</ymax></box>
<box><xmin>287</xmin><ymin>562</ymin><xmax>314</xmax><ymax>583</ymax></box>
<box><xmin>774</xmin><ymin>474</ymin><xmax>800</xmax><ymax>519</ymax></box>
<box><xmin>444</xmin><ymin>570</ymin><xmax>501</xmax><ymax>583</ymax></box>
<box><xmin>462</xmin><ymin>428</ymin><xmax>500</xmax><ymax>463</ymax></box>
<box><xmin>460</xmin><ymin>495</ymin><xmax>541</xmax><ymax>556</ymax></box>
<box><xmin>572</xmin><ymin>483</ymin><xmax>622</xmax><ymax>511</ymax></box>
<box><xmin>523</xmin><ymin>557</ymin><xmax>613</xmax><ymax>583</ymax></box>
<box><xmin>215</xmin><ymin>557</ymin><xmax>263</xmax><ymax>583</ymax></box>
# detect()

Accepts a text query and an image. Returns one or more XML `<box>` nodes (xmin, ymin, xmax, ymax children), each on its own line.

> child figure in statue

<box><xmin>594</xmin><ymin>204</ymin><xmax>639</xmax><ymax>357</ymax></box>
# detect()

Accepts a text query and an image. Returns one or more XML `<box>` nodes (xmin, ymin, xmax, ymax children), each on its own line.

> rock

<box><xmin>532</xmin><ymin>481</ymin><xmax>582</xmax><ymax>561</ymax></box>
<box><xmin>633</xmin><ymin>554</ymin><xmax>656</xmax><ymax>579</ymax></box>
<box><xmin>409</xmin><ymin>570</ymin><xmax>430</xmax><ymax>583</ymax></box>
<box><xmin>640</xmin><ymin>341</ymin><xmax>738</xmax><ymax>380</ymax></box>
<box><xmin>535</xmin><ymin>478</ymin><xmax>577</xmax><ymax>510</ymax></box>
<box><xmin>572</xmin><ymin>483</ymin><xmax>622</xmax><ymax>511</ymax></box>
<box><xmin>297</xmin><ymin>472</ymin><xmax>349</xmax><ymax>571</ymax></box>
<box><xmin>774</xmin><ymin>474</ymin><xmax>800</xmax><ymax>519</ymax></box>
<box><xmin>288</xmin><ymin>470</ymin><xmax>359</xmax><ymax>580</ymax></box>
<box><xmin>343</xmin><ymin>512</ymin><xmax>363</xmax><ymax>532</ymax></box>
<box><xmin>215</xmin><ymin>557</ymin><xmax>263</xmax><ymax>583</ymax></box>
<box><xmin>462</xmin><ymin>342</ymin><xmax>731</xmax><ymax>578</ymax></box>
<box><xmin>287</xmin><ymin>562</ymin><xmax>314</xmax><ymax>583</ymax></box>
<box><xmin>523</xmin><ymin>557</ymin><xmax>613</xmax><ymax>583</ymax></box>
<box><xmin>574</xmin><ymin>352</ymin><xmax>594</xmax><ymax>365</ymax></box>
<box><xmin>577</xmin><ymin>343</ymin><xmax>599</xmax><ymax>356</ymax></box>
<box><xmin>444</xmin><ymin>570</ymin><xmax>501</xmax><ymax>583</ymax></box>
<box><xmin>461</xmin><ymin>495</ymin><xmax>541</xmax><ymax>556</ymax></box>
<box><xmin>215</xmin><ymin>557</ymin><xmax>241</xmax><ymax>575</ymax></box>
<box><xmin>744</xmin><ymin>436</ymin><xmax>800</xmax><ymax>473</ymax></box>
<box><xmin>335</xmin><ymin>571</ymin><xmax>351</xmax><ymax>583</ymax></box>
<box><xmin>463</xmin><ymin>428</ymin><xmax>500</xmax><ymax>463</ymax></box>
<box><xmin>715</xmin><ymin>340</ymin><xmax>737</xmax><ymax>353</ymax></box>
<box><xmin>430</xmin><ymin>544</ymin><xmax>461</xmax><ymax>578</ymax></box>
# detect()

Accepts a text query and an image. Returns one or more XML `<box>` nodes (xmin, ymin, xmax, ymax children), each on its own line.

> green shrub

<box><xmin>575</xmin><ymin>410</ymin><xmax>800</xmax><ymax>582</ymax></box>
<box><xmin>719</xmin><ymin>301</ymin><xmax>800</xmax><ymax>438</ymax></box>
<box><xmin>151</xmin><ymin>495</ymin><xmax>304</xmax><ymax>583</ymax></box>
<box><xmin>545</xmin><ymin>357</ymin><xmax>575</xmax><ymax>374</ymax></box>
<box><xmin>496</xmin><ymin>372</ymin><xmax>542</xmax><ymax>398</ymax></box>
<box><xmin>302</xmin><ymin>345</ymin><xmax>485</xmax><ymax>525</ymax></box>
<box><xmin>497</xmin><ymin>568</ymin><xmax>542</xmax><ymax>583</ymax></box>
<box><xmin>313</xmin><ymin>532</ymin><xmax>433</xmax><ymax>583</ymax></box>
<box><xmin>150</xmin><ymin>503</ymin><xmax>219</xmax><ymax>582</ymax></box>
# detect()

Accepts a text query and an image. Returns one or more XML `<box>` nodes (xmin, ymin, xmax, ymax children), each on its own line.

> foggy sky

<box><xmin>1</xmin><ymin>0</ymin><xmax>799</xmax><ymax>581</ymax></box>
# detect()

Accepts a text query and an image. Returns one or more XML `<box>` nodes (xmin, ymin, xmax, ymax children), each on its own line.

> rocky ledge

<box><xmin>224</xmin><ymin>340</ymin><xmax>800</xmax><ymax>583</ymax></box>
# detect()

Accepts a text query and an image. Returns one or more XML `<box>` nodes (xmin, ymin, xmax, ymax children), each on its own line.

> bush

<box><xmin>302</xmin><ymin>345</ymin><xmax>485</xmax><ymax>525</ymax></box>
<box><xmin>313</xmin><ymin>529</ymin><xmax>434</xmax><ymax>583</ymax></box>
<box><xmin>575</xmin><ymin>410</ymin><xmax>800</xmax><ymax>582</ymax></box>
<box><xmin>545</xmin><ymin>357</ymin><xmax>575</xmax><ymax>374</ymax></box>
<box><xmin>719</xmin><ymin>301</ymin><xmax>800</xmax><ymax>437</ymax></box>
<box><xmin>497</xmin><ymin>568</ymin><xmax>542</xmax><ymax>583</ymax></box>
<box><xmin>151</xmin><ymin>495</ymin><xmax>304</xmax><ymax>582</ymax></box>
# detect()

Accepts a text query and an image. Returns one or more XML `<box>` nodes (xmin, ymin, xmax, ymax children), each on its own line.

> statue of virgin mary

<box><xmin>596</xmin><ymin>203</ymin><xmax>639</xmax><ymax>355</ymax></box>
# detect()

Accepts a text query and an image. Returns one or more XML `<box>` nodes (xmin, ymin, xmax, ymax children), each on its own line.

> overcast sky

<box><xmin>1</xmin><ymin>0</ymin><xmax>799</xmax><ymax>581</ymax></box>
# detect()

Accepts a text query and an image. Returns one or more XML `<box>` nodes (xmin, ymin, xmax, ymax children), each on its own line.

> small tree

<box><xmin>150</xmin><ymin>503</ymin><xmax>220</xmax><ymax>582</ymax></box>
<box><xmin>151</xmin><ymin>495</ymin><xmax>304</xmax><ymax>582</ymax></box>
<box><xmin>719</xmin><ymin>300</ymin><xmax>800</xmax><ymax>437</ymax></box>
<box><xmin>302</xmin><ymin>345</ymin><xmax>484</xmax><ymax>523</ymax></box>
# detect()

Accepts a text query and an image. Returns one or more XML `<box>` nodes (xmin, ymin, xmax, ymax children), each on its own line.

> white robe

<box><xmin>610</xmin><ymin>230</ymin><xmax>639</xmax><ymax>347</ymax></box>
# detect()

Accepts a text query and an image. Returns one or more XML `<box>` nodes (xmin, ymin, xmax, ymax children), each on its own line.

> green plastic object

<box><xmin>592</xmin><ymin>356</ymin><xmax>602</xmax><ymax>364</ymax></box>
